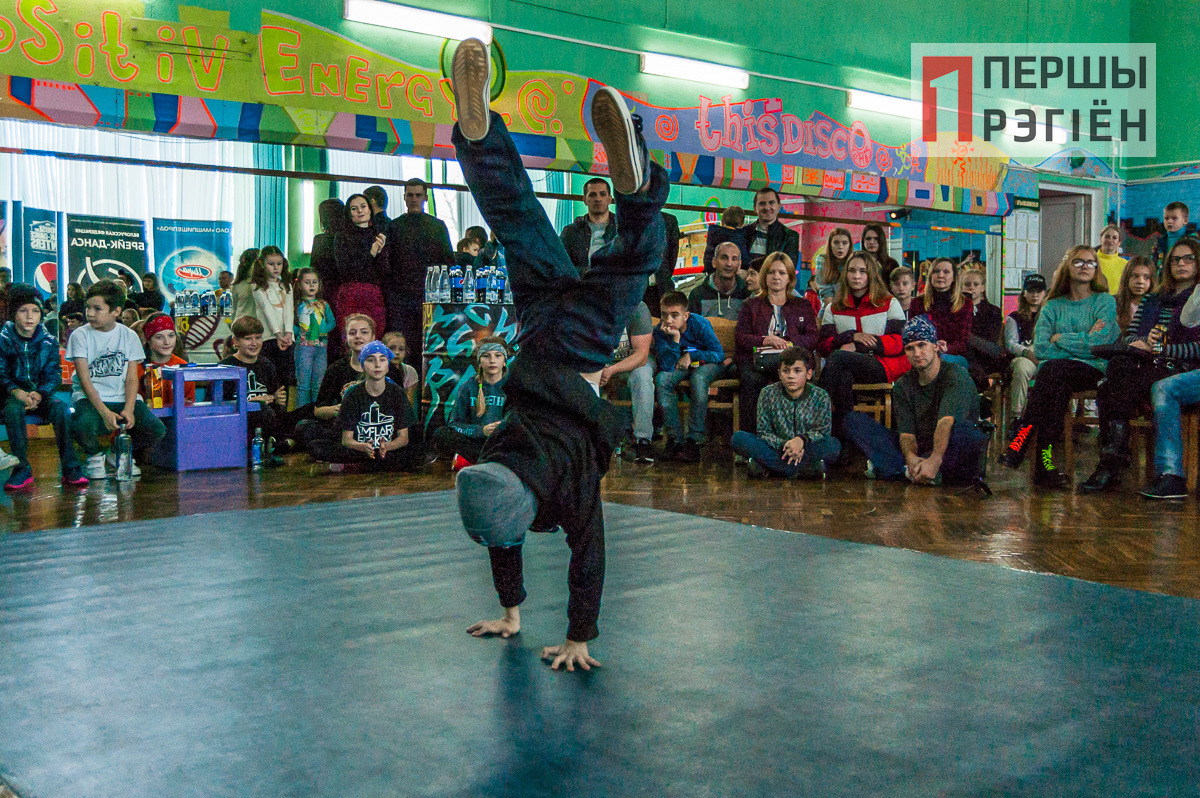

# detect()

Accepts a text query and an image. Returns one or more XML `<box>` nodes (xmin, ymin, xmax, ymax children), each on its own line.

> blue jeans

<box><xmin>656</xmin><ymin>362</ymin><xmax>724</xmax><ymax>442</ymax></box>
<box><xmin>843</xmin><ymin>411</ymin><xmax>988</xmax><ymax>486</ymax></box>
<box><xmin>613</xmin><ymin>358</ymin><xmax>655</xmax><ymax>441</ymax></box>
<box><xmin>730</xmin><ymin>430</ymin><xmax>841</xmax><ymax>477</ymax></box>
<box><xmin>3</xmin><ymin>395</ymin><xmax>80</xmax><ymax>473</ymax></box>
<box><xmin>1151</xmin><ymin>370</ymin><xmax>1200</xmax><ymax>478</ymax></box>
<box><xmin>294</xmin><ymin>343</ymin><xmax>328</xmax><ymax>407</ymax></box>
<box><xmin>453</xmin><ymin>111</ymin><xmax>668</xmax><ymax>374</ymax></box>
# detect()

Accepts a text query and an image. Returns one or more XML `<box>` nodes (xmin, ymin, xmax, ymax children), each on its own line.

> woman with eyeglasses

<box><xmin>1083</xmin><ymin>241</ymin><xmax>1200</xmax><ymax>491</ymax></box>
<box><xmin>1000</xmin><ymin>245</ymin><xmax>1119</xmax><ymax>487</ymax></box>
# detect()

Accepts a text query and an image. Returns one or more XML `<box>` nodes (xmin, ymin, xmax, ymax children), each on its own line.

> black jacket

<box><xmin>703</xmin><ymin>223</ymin><xmax>752</xmax><ymax>272</ymax></box>
<box><xmin>741</xmin><ymin>220</ymin><xmax>799</xmax><ymax>266</ymax></box>
<box><xmin>386</xmin><ymin>212</ymin><xmax>454</xmax><ymax>296</ymax></box>
<box><xmin>560</xmin><ymin>214</ymin><xmax>618</xmax><ymax>275</ymax></box>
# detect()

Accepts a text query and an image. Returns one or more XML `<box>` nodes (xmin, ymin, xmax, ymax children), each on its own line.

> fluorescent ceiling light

<box><xmin>639</xmin><ymin>52</ymin><xmax>749</xmax><ymax>90</ymax></box>
<box><xmin>344</xmin><ymin>0</ymin><xmax>493</xmax><ymax>45</ymax></box>
<box><xmin>846</xmin><ymin>90</ymin><xmax>922</xmax><ymax>120</ymax></box>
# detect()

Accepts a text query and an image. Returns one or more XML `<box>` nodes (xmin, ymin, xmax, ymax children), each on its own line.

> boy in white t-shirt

<box><xmin>66</xmin><ymin>280</ymin><xmax>167</xmax><ymax>479</ymax></box>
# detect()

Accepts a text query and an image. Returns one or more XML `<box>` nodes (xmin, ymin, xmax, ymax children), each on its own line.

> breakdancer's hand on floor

<box><xmin>467</xmin><ymin>606</ymin><xmax>520</xmax><ymax>638</ymax></box>
<box><xmin>541</xmin><ymin>640</ymin><xmax>601</xmax><ymax>672</ymax></box>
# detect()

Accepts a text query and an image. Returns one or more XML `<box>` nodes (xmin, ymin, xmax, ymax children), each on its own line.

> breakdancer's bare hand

<box><xmin>541</xmin><ymin>640</ymin><xmax>601</xmax><ymax>671</ymax></box>
<box><xmin>467</xmin><ymin>606</ymin><xmax>520</xmax><ymax>638</ymax></box>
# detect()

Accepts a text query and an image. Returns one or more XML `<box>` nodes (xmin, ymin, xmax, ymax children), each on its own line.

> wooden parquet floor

<box><xmin>3</xmin><ymin>438</ymin><xmax>1197</xmax><ymax>600</ymax></box>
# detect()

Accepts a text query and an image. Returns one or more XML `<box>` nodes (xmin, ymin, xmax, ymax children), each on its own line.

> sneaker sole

<box><xmin>591</xmin><ymin>86</ymin><xmax>643</xmax><ymax>195</ymax></box>
<box><xmin>452</xmin><ymin>39</ymin><xmax>491</xmax><ymax>142</ymax></box>
<box><xmin>62</xmin><ymin>478</ymin><xmax>89</xmax><ymax>487</ymax></box>
<box><xmin>1140</xmin><ymin>491</ymin><xmax>1187</xmax><ymax>499</ymax></box>
<box><xmin>4</xmin><ymin>478</ymin><xmax>33</xmax><ymax>491</ymax></box>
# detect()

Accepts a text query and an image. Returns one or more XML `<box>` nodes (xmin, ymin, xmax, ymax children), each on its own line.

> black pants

<box><xmin>454</xmin><ymin>111</ymin><xmax>667</xmax><ymax>643</ymax></box>
<box><xmin>1097</xmin><ymin>353</ymin><xmax>1170</xmax><ymax>424</ymax></box>
<box><xmin>817</xmin><ymin>350</ymin><xmax>887</xmax><ymax>420</ymax></box>
<box><xmin>1018</xmin><ymin>358</ymin><xmax>1104</xmax><ymax>443</ymax></box>
<box><xmin>384</xmin><ymin>291</ymin><xmax>424</xmax><ymax>372</ymax></box>
<box><xmin>308</xmin><ymin>436</ymin><xmax>427</xmax><ymax>470</ymax></box>
<box><xmin>738</xmin><ymin>364</ymin><xmax>774</xmax><ymax>434</ymax></box>
<box><xmin>432</xmin><ymin>426</ymin><xmax>485</xmax><ymax>463</ymax></box>
<box><xmin>260</xmin><ymin>339</ymin><xmax>295</xmax><ymax>386</ymax></box>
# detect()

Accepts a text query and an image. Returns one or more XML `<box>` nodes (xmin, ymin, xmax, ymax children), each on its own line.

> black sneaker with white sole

<box><xmin>590</xmin><ymin>86</ymin><xmax>647</xmax><ymax>195</ymax></box>
<box><xmin>1141</xmin><ymin>473</ymin><xmax>1188</xmax><ymax>500</ymax></box>
<box><xmin>451</xmin><ymin>38</ymin><xmax>491</xmax><ymax>142</ymax></box>
<box><xmin>634</xmin><ymin>439</ymin><xmax>655</xmax><ymax>463</ymax></box>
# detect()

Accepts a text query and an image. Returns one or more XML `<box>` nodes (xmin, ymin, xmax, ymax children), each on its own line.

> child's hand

<box><xmin>782</xmin><ymin>436</ymin><xmax>805</xmax><ymax>465</ymax></box>
<box><xmin>101</xmin><ymin>407</ymin><xmax>121</xmax><ymax>432</ymax></box>
<box><xmin>676</xmin><ymin>353</ymin><xmax>691</xmax><ymax>370</ymax></box>
<box><xmin>482</xmin><ymin>421</ymin><xmax>500</xmax><ymax>436</ymax></box>
<box><xmin>118</xmin><ymin>407</ymin><xmax>137</xmax><ymax>430</ymax></box>
<box><xmin>25</xmin><ymin>392</ymin><xmax>41</xmax><ymax>410</ymax></box>
<box><xmin>274</xmin><ymin>386</ymin><xmax>288</xmax><ymax>406</ymax></box>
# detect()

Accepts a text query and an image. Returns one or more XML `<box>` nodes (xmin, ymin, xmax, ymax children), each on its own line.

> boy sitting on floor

<box><xmin>220</xmin><ymin>315</ymin><xmax>287</xmax><ymax>466</ymax></box>
<box><xmin>653</xmin><ymin>290</ymin><xmax>728</xmax><ymax>462</ymax></box>
<box><xmin>730</xmin><ymin>346</ymin><xmax>840</xmax><ymax>478</ymax></box>
<box><xmin>67</xmin><ymin>280</ymin><xmax>166</xmax><ymax>479</ymax></box>
<box><xmin>309</xmin><ymin>341</ymin><xmax>423</xmax><ymax>471</ymax></box>
<box><xmin>0</xmin><ymin>283</ymin><xmax>83</xmax><ymax>488</ymax></box>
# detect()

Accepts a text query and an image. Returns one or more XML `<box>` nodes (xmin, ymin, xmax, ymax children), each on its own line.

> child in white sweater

<box><xmin>252</xmin><ymin>245</ymin><xmax>295</xmax><ymax>393</ymax></box>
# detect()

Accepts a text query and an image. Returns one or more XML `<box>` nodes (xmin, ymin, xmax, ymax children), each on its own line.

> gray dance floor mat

<box><xmin>0</xmin><ymin>492</ymin><xmax>1196</xmax><ymax>797</ymax></box>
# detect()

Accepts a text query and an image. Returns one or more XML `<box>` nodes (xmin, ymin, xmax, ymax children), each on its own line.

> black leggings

<box><xmin>432</xmin><ymin>426</ymin><xmax>486</xmax><ymax>463</ymax></box>
<box><xmin>1097</xmin><ymin>353</ymin><xmax>1171</xmax><ymax>423</ymax></box>
<box><xmin>817</xmin><ymin>349</ymin><xmax>887</xmax><ymax>420</ymax></box>
<box><xmin>1018</xmin><ymin>358</ymin><xmax>1104</xmax><ymax>443</ymax></box>
<box><xmin>738</xmin><ymin>364</ymin><xmax>774</xmax><ymax>434</ymax></box>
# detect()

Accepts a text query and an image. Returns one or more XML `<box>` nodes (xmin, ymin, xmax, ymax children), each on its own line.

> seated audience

<box><xmin>730</xmin><ymin>346</ymin><xmax>839</xmax><ymax>478</ymax></box>
<box><xmin>1115</xmin><ymin>255</ymin><xmax>1155</xmax><ymax>332</ymax></box>
<box><xmin>742</xmin><ymin>188</ymin><xmax>800</xmax><ymax>270</ymax></box>
<box><xmin>1097</xmin><ymin>224</ymin><xmax>1127</xmax><ymax>294</ymax></box>
<box><xmin>1143</xmin><ymin>284</ymin><xmax>1200</xmax><ymax>499</ymax></box>
<box><xmin>1084</xmin><ymin>239</ymin><xmax>1200</xmax><ymax>491</ymax></box>
<box><xmin>381</xmin><ymin>331</ymin><xmax>421</xmax><ymax>406</ymax></box>
<box><xmin>703</xmin><ymin>205</ymin><xmax>751</xmax><ymax>273</ymax></box>
<box><xmin>733</xmin><ymin>252</ymin><xmax>819</xmax><ymax>434</ymax></box>
<box><xmin>220</xmin><ymin>315</ymin><xmax>287</xmax><ymax>466</ymax></box>
<box><xmin>138</xmin><ymin>313</ymin><xmax>192</xmax><ymax>408</ymax></box>
<box><xmin>60</xmin><ymin>282</ymin><xmax>86</xmax><ymax>318</ymax></box>
<box><xmin>960</xmin><ymin>266</ymin><xmax>1007</xmax><ymax>393</ymax></box>
<box><xmin>0</xmin><ymin>284</ymin><xmax>81</xmax><ymax>488</ymax></box>
<box><xmin>816</xmin><ymin>252</ymin><xmax>908</xmax><ymax>427</ymax></box>
<box><xmin>1004</xmin><ymin>273</ymin><xmax>1047</xmax><ymax>419</ymax></box>
<box><xmin>67</xmin><ymin>280</ymin><xmax>167</xmax><ymax>479</ymax></box>
<box><xmin>909</xmin><ymin>257</ymin><xmax>972</xmax><ymax>368</ymax></box>
<box><xmin>654</xmin><ymin>291</ymin><xmax>727</xmax><ymax>462</ymax></box>
<box><xmin>433</xmin><ymin>338</ymin><xmax>509</xmax><ymax>468</ymax></box>
<box><xmin>861</xmin><ymin>223</ymin><xmax>900</xmax><ymax>282</ymax></box>
<box><xmin>132</xmin><ymin>273</ymin><xmax>167</xmax><ymax>312</ymax></box>
<box><xmin>810</xmin><ymin>228</ymin><xmax>854</xmax><ymax>311</ymax></box>
<box><xmin>844</xmin><ymin>315</ymin><xmax>987</xmax><ymax>486</ymax></box>
<box><xmin>309</xmin><ymin>342</ymin><xmax>425</xmax><ymax>471</ymax></box>
<box><xmin>888</xmin><ymin>267</ymin><xmax>915</xmax><ymax>315</ymax></box>
<box><xmin>1001</xmin><ymin>246</ymin><xmax>1119</xmax><ymax>487</ymax></box>
<box><xmin>601</xmin><ymin>301</ymin><xmax>655</xmax><ymax>463</ymax></box>
<box><xmin>690</xmin><ymin>242</ymin><xmax>751</xmax><ymax>321</ymax></box>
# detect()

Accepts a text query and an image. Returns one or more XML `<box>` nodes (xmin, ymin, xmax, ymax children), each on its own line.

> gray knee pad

<box><xmin>456</xmin><ymin>462</ymin><xmax>537</xmax><ymax>548</ymax></box>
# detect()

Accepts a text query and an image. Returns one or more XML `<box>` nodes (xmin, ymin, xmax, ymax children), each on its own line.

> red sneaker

<box><xmin>452</xmin><ymin>454</ymin><xmax>473</xmax><ymax>472</ymax></box>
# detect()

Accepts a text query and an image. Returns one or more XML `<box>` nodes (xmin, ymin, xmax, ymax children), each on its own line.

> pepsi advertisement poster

<box><xmin>65</xmin><ymin>214</ymin><xmax>147</xmax><ymax>291</ymax></box>
<box><xmin>152</xmin><ymin>219</ymin><xmax>232</xmax><ymax>301</ymax></box>
<box><xmin>21</xmin><ymin>206</ymin><xmax>61</xmax><ymax>298</ymax></box>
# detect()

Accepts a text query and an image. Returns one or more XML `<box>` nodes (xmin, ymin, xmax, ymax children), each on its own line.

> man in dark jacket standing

<box><xmin>743</xmin><ymin>187</ymin><xmax>800</xmax><ymax>277</ymax></box>
<box><xmin>386</xmin><ymin>178</ymin><xmax>454</xmax><ymax>369</ymax></box>
<box><xmin>560</xmin><ymin>177</ymin><xmax>617</xmax><ymax>275</ymax></box>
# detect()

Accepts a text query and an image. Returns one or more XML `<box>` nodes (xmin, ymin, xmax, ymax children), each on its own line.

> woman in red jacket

<box><xmin>733</xmin><ymin>252</ymin><xmax>819</xmax><ymax>433</ymax></box>
<box><xmin>816</xmin><ymin>251</ymin><xmax>909</xmax><ymax>425</ymax></box>
<box><xmin>908</xmin><ymin>257</ymin><xmax>972</xmax><ymax>368</ymax></box>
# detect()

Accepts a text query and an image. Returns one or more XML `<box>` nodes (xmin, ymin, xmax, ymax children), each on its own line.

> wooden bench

<box><xmin>675</xmin><ymin>316</ymin><xmax>741</xmax><ymax>435</ymax></box>
<box><xmin>852</xmin><ymin>383</ymin><xmax>893</xmax><ymax>428</ymax></box>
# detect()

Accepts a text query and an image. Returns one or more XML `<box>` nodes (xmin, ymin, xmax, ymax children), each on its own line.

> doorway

<box><xmin>1039</xmin><ymin>191</ymin><xmax>1088</xmax><ymax>279</ymax></box>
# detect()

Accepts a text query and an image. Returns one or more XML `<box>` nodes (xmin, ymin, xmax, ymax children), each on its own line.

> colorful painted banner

<box><xmin>421</xmin><ymin>301</ymin><xmax>519</xmax><ymax>430</ymax></box>
<box><xmin>65</xmin><ymin>214</ymin><xmax>147</xmax><ymax>290</ymax></box>
<box><xmin>0</xmin><ymin>1</ymin><xmax>1024</xmax><ymax>210</ymax></box>
<box><xmin>152</xmin><ymin>218</ymin><xmax>232</xmax><ymax>301</ymax></box>
<box><xmin>20</xmin><ymin>205</ymin><xmax>60</xmax><ymax>297</ymax></box>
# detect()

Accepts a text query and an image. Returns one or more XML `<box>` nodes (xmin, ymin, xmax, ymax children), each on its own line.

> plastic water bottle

<box><xmin>485</xmin><ymin>268</ymin><xmax>498</xmax><ymax>304</ymax></box>
<box><xmin>219</xmin><ymin>290</ymin><xmax>233</xmax><ymax>318</ymax></box>
<box><xmin>438</xmin><ymin>264</ymin><xmax>450</xmax><ymax>303</ymax></box>
<box><xmin>115</xmin><ymin>422</ymin><xmax>133</xmax><ymax>482</ymax></box>
<box><xmin>463</xmin><ymin>263</ymin><xmax>475</xmax><ymax>304</ymax></box>
<box><xmin>424</xmin><ymin>266</ymin><xmax>434</xmax><ymax>302</ymax></box>
<box><xmin>449</xmin><ymin>262</ymin><xmax>463</xmax><ymax>303</ymax></box>
<box><xmin>251</xmin><ymin>427</ymin><xmax>264</xmax><ymax>470</ymax></box>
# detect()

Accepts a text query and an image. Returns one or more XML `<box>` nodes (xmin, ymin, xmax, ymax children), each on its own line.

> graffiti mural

<box><xmin>421</xmin><ymin>302</ymin><xmax>519</xmax><ymax>430</ymax></box>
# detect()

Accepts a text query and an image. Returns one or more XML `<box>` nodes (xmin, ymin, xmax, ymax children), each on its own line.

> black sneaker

<box><xmin>451</xmin><ymin>38</ymin><xmax>491</xmax><ymax>142</ymax></box>
<box><xmin>1032</xmin><ymin>443</ymin><xmax>1067</xmax><ymax>489</ymax></box>
<box><xmin>1141</xmin><ymin>474</ymin><xmax>1188</xmax><ymax>500</ymax></box>
<box><xmin>746</xmin><ymin>459</ymin><xmax>769</xmax><ymax>479</ymax></box>
<box><xmin>634</xmin><ymin>439</ymin><xmax>655</xmax><ymax>463</ymax></box>
<box><xmin>1000</xmin><ymin>423</ymin><xmax>1034</xmax><ymax>469</ymax></box>
<box><xmin>662</xmin><ymin>438</ymin><xmax>683</xmax><ymax>462</ymax></box>
<box><xmin>678</xmin><ymin>439</ymin><xmax>702</xmax><ymax>463</ymax></box>
<box><xmin>590</xmin><ymin>86</ymin><xmax>646</xmax><ymax>194</ymax></box>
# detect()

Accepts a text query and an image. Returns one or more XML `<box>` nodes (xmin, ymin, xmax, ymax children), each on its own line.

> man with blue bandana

<box><xmin>449</xmin><ymin>37</ymin><xmax>668</xmax><ymax>671</ymax></box>
<box><xmin>843</xmin><ymin>315</ymin><xmax>987</xmax><ymax>486</ymax></box>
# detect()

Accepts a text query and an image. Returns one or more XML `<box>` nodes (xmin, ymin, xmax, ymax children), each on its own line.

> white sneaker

<box><xmin>451</xmin><ymin>38</ymin><xmax>491</xmax><ymax>142</ymax></box>
<box><xmin>85</xmin><ymin>453</ymin><xmax>108</xmax><ymax>480</ymax></box>
<box><xmin>0</xmin><ymin>451</ymin><xmax>18</xmax><ymax>470</ymax></box>
<box><xmin>106</xmin><ymin>451</ymin><xmax>141</xmax><ymax>476</ymax></box>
